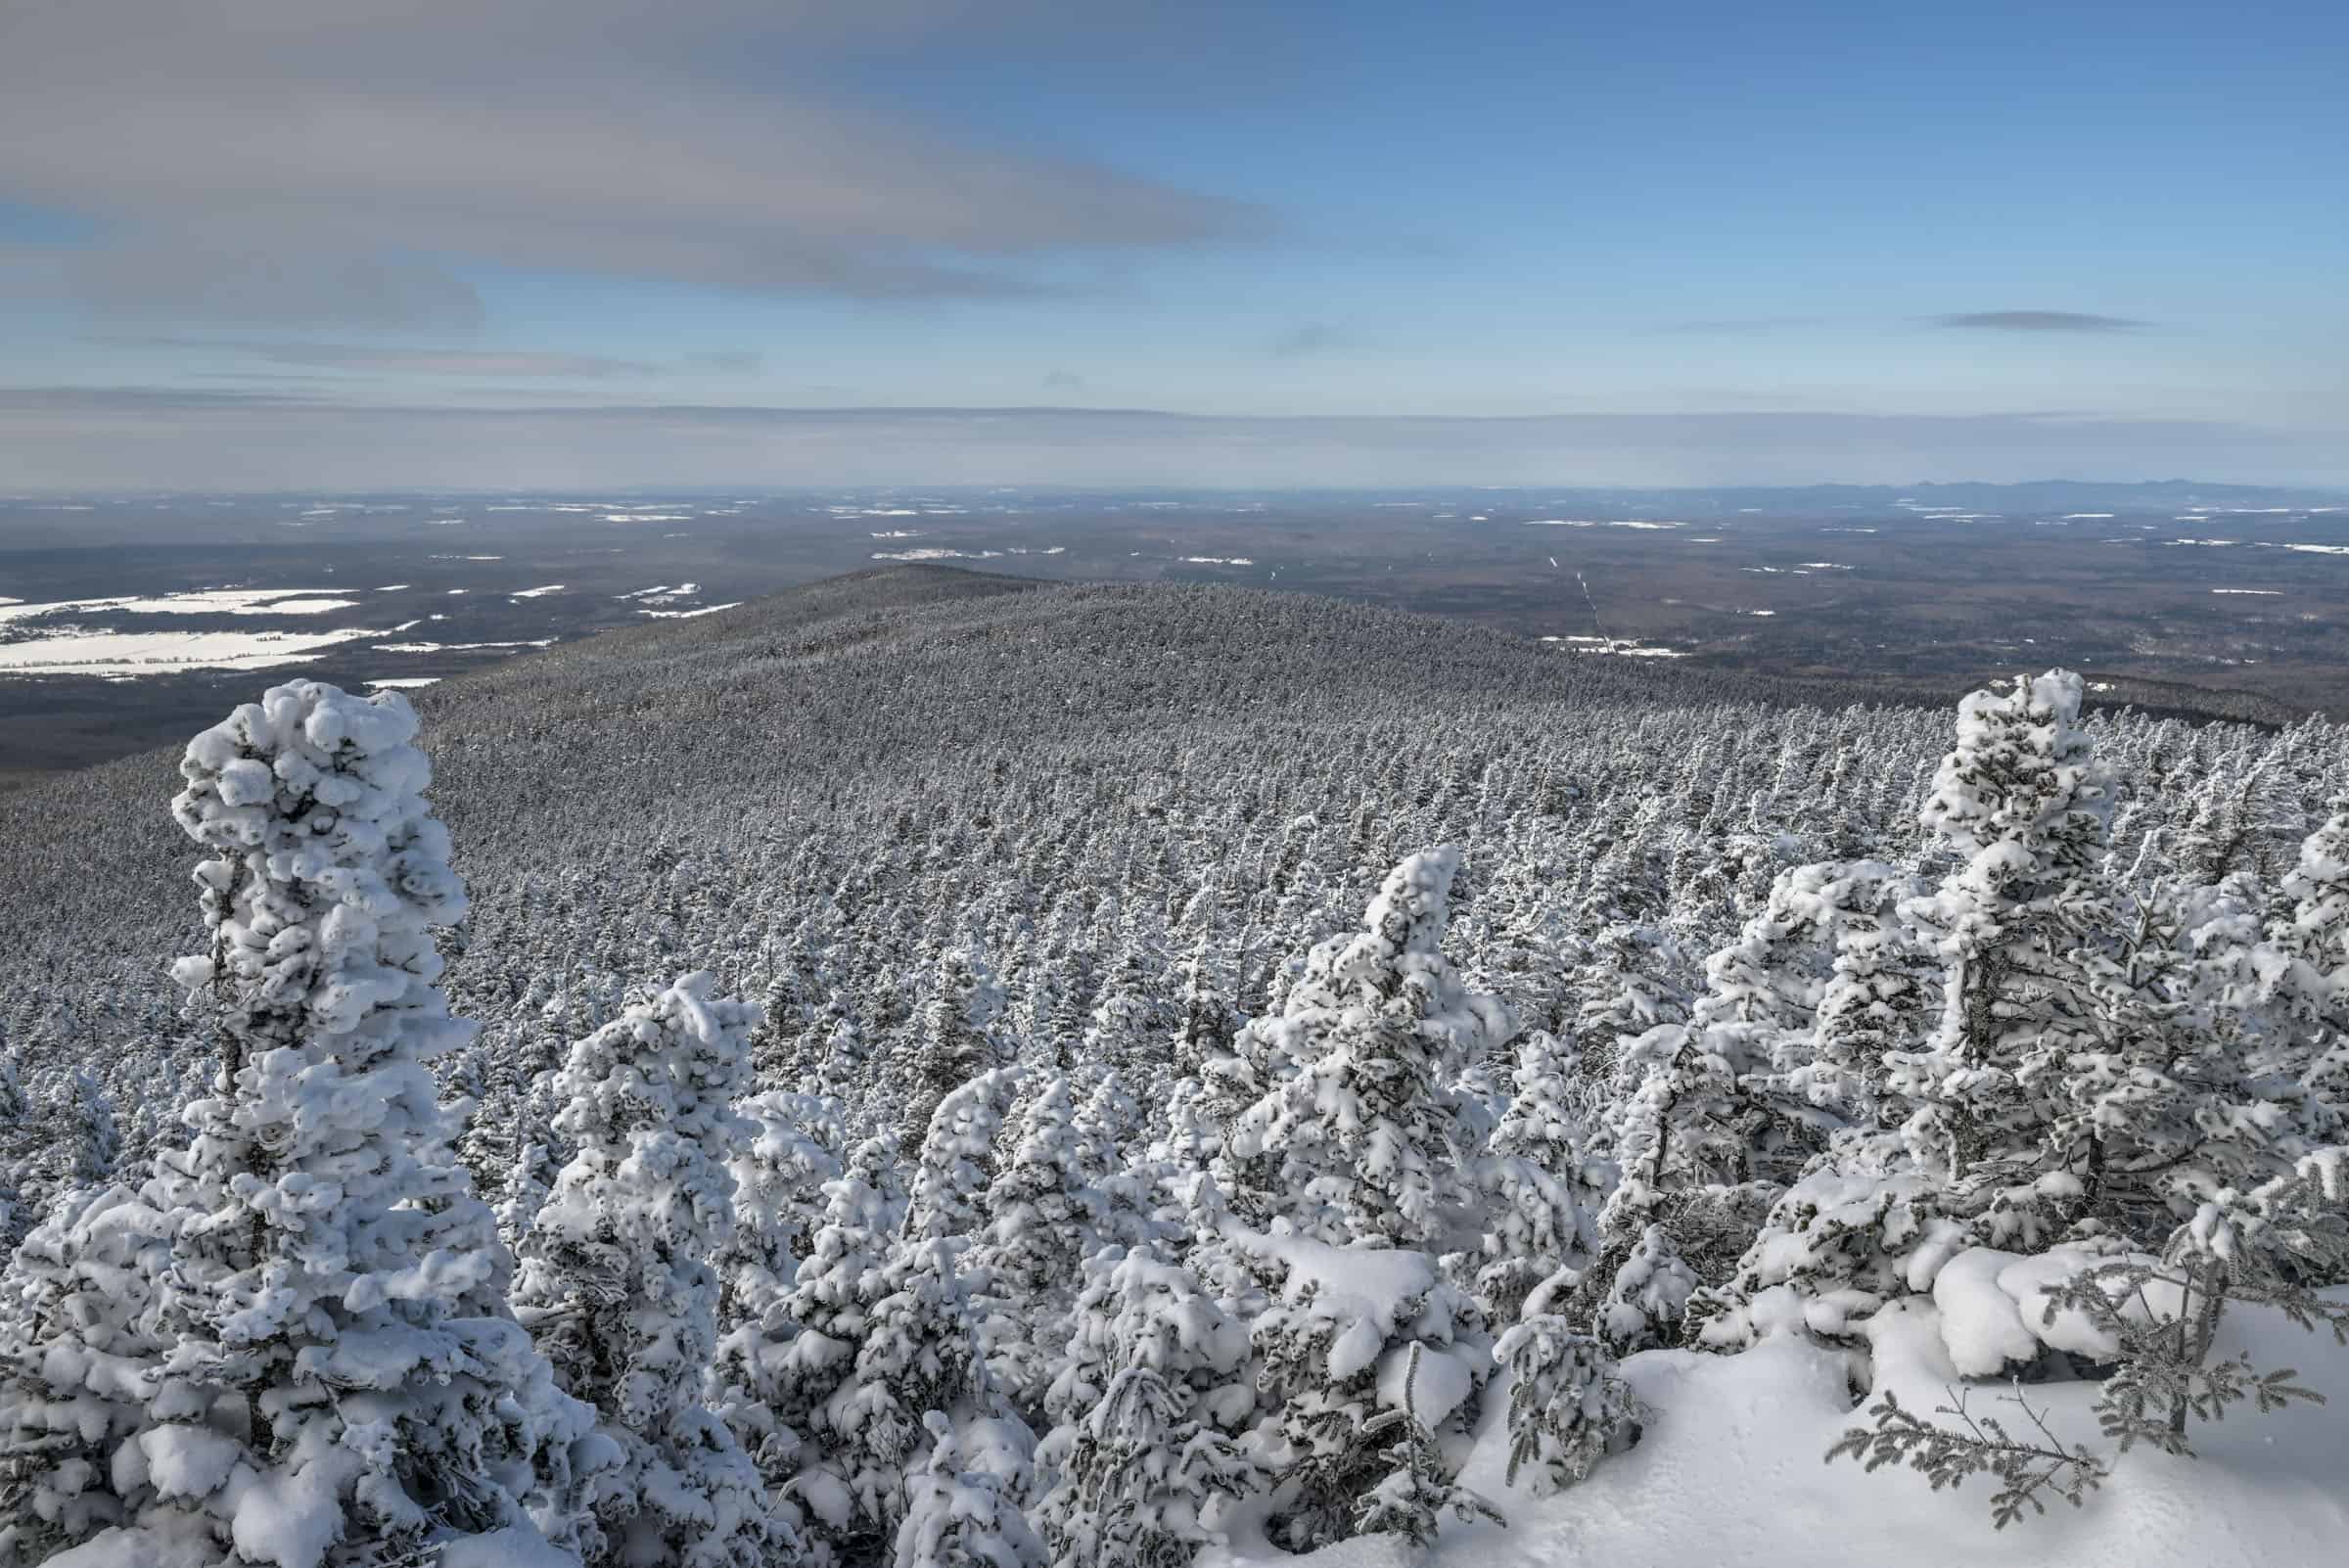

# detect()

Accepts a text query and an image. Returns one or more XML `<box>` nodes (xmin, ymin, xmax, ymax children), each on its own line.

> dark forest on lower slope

<box><xmin>0</xmin><ymin>567</ymin><xmax>2342</xmax><ymax>1568</ymax></box>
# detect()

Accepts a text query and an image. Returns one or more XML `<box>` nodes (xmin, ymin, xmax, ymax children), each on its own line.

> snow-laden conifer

<box><xmin>1492</xmin><ymin>1314</ymin><xmax>1637</xmax><ymax>1495</ymax></box>
<box><xmin>744</xmin><ymin>1135</ymin><xmax>906</xmax><ymax>1560</ymax></box>
<box><xmin>0</xmin><ymin>681</ymin><xmax>589</xmax><ymax>1567</ymax></box>
<box><xmin>895</xmin><ymin>1411</ymin><xmax>1044</xmax><ymax>1568</ymax></box>
<box><xmin>1891</xmin><ymin>669</ymin><xmax>2118</xmax><ymax>1231</ymax></box>
<box><xmin>1473</xmin><ymin>1031</ymin><xmax>1607</xmax><ymax>1322</ymax></box>
<box><xmin>1033</xmin><ymin>1242</ymin><xmax>1256</xmax><ymax>1568</ymax></box>
<box><xmin>509</xmin><ymin>972</ymin><xmax>785</xmax><ymax>1568</ymax></box>
<box><xmin>903</xmin><ymin>1067</ymin><xmax>1018</xmax><ymax>1244</ymax></box>
<box><xmin>1223</xmin><ymin>847</ymin><xmax>1509</xmax><ymax>1248</ymax></box>
<box><xmin>972</xmin><ymin>1076</ymin><xmax>1104</xmax><ymax>1415</ymax></box>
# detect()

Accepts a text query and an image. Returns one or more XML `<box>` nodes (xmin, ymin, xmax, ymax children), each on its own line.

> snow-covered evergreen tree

<box><xmin>1474</xmin><ymin>1030</ymin><xmax>1607</xmax><ymax>1322</ymax></box>
<box><xmin>904</xmin><ymin>949</ymin><xmax>1006</xmax><ymax>1145</ymax></box>
<box><xmin>2265</xmin><ymin>800</ymin><xmax>2349</xmax><ymax>1052</ymax></box>
<box><xmin>1223</xmin><ymin>847</ymin><xmax>1510</xmax><ymax>1249</ymax></box>
<box><xmin>0</xmin><ymin>681</ymin><xmax>589</xmax><ymax>1567</ymax></box>
<box><xmin>895</xmin><ymin>1411</ymin><xmax>1044</xmax><ymax>1568</ymax></box>
<box><xmin>972</xmin><ymin>1076</ymin><xmax>1104</xmax><ymax>1416</ymax></box>
<box><xmin>720</xmin><ymin>1088</ymin><xmax>847</xmax><ymax>1325</ymax></box>
<box><xmin>1492</xmin><ymin>1314</ymin><xmax>1637</xmax><ymax>1495</ymax></box>
<box><xmin>1034</xmin><ymin>1242</ymin><xmax>1256</xmax><ymax>1568</ymax></box>
<box><xmin>511</xmin><ymin>971</ymin><xmax>785</xmax><ymax>1568</ymax></box>
<box><xmin>737</xmin><ymin>1134</ymin><xmax>906</xmax><ymax>1560</ymax></box>
<box><xmin>1773</xmin><ymin>859</ymin><xmax>1929</xmax><ymax>1128</ymax></box>
<box><xmin>1236</xmin><ymin>1228</ymin><xmax>1491</xmax><ymax>1554</ymax></box>
<box><xmin>904</xmin><ymin>1068</ymin><xmax>1018</xmax><ymax>1244</ymax></box>
<box><xmin>1890</xmin><ymin>669</ymin><xmax>2118</xmax><ymax>1236</ymax></box>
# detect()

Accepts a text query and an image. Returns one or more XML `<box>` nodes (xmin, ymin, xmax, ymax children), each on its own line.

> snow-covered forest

<box><xmin>0</xmin><ymin>570</ymin><xmax>2342</xmax><ymax>1567</ymax></box>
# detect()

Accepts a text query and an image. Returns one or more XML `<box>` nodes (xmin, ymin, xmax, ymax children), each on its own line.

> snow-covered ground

<box><xmin>636</xmin><ymin>601</ymin><xmax>743</xmax><ymax>619</ymax></box>
<box><xmin>0</xmin><ymin>625</ymin><xmax>384</xmax><ymax>675</ymax></box>
<box><xmin>1217</xmin><ymin>1294</ymin><xmax>2349</xmax><ymax>1568</ymax></box>
<box><xmin>0</xmin><ymin>589</ymin><xmax>357</xmax><ymax>622</ymax></box>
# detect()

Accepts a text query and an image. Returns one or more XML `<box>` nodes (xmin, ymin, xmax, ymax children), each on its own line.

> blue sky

<box><xmin>1</xmin><ymin>0</ymin><xmax>2343</xmax><ymax>487</ymax></box>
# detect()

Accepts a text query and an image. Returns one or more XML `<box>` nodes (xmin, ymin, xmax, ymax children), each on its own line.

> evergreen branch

<box><xmin>1828</xmin><ymin>1384</ymin><xmax>2106</xmax><ymax>1529</ymax></box>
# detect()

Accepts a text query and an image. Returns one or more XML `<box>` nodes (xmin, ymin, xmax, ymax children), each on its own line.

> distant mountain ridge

<box><xmin>1665</xmin><ymin>478</ymin><xmax>2348</xmax><ymax>511</ymax></box>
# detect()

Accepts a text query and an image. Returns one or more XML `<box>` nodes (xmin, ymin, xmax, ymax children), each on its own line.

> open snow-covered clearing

<box><xmin>0</xmin><ymin>625</ymin><xmax>382</xmax><ymax>675</ymax></box>
<box><xmin>372</xmin><ymin>639</ymin><xmax>555</xmax><ymax>653</ymax></box>
<box><xmin>0</xmin><ymin>589</ymin><xmax>357</xmax><ymax>622</ymax></box>
<box><xmin>636</xmin><ymin>601</ymin><xmax>743</xmax><ymax>619</ymax></box>
<box><xmin>1539</xmin><ymin>635</ymin><xmax>1687</xmax><ymax>658</ymax></box>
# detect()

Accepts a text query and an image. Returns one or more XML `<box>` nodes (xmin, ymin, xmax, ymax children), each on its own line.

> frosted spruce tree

<box><xmin>1473</xmin><ymin>1030</ymin><xmax>1608</xmax><ymax>1322</ymax></box>
<box><xmin>1891</xmin><ymin>669</ymin><xmax>2118</xmax><ymax>1236</ymax></box>
<box><xmin>719</xmin><ymin>1088</ymin><xmax>847</xmax><ymax>1326</ymax></box>
<box><xmin>2266</xmin><ymin>799</ymin><xmax>2349</xmax><ymax>1086</ymax></box>
<box><xmin>804</xmin><ymin>1232</ymin><xmax>1004</xmax><ymax>1567</ymax></box>
<box><xmin>1223</xmin><ymin>847</ymin><xmax>1510</xmax><ymax>1248</ymax></box>
<box><xmin>895</xmin><ymin>1412</ymin><xmax>1044</xmax><ymax>1568</ymax></box>
<box><xmin>972</xmin><ymin>1075</ymin><xmax>1105</xmax><ymax>1417</ymax></box>
<box><xmin>903</xmin><ymin>949</ymin><xmax>1005</xmax><ymax>1145</ymax></box>
<box><xmin>1206</xmin><ymin>852</ymin><xmax>1506</xmax><ymax>1552</ymax></box>
<box><xmin>743</xmin><ymin>1134</ymin><xmax>907</xmax><ymax>1562</ymax></box>
<box><xmin>511</xmin><ymin>972</ymin><xmax>785</xmax><ymax>1568</ymax></box>
<box><xmin>0</xmin><ymin>1181</ymin><xmax>177</xmax><ymax>1563</ymax></box>
<box><xmin>1772</xmin><ymin>859</ymin><xmax>1929</xmax><ymax>1130</ymax></box>
<box><xmin>1034</xmin><ymin>1242</ymin><xmax>1256</xmax><ymax>1568</ymax></box>
<box><xmin>1692</xmin><ymin>677</ymin><xmax>2120</xmax><ymax>1344</ymax></box>
<box><xmin>903</xmin><ymin>1068</ymin><xmax>1019</xmax><ymax>1244</ymax></box>
<box><xmin>1492</xmin><ymin>1314</ymin><xmax>1638</xmax><ymax>1496</ymax></box>
<box><xmin>0</xmin><ymin>681</ymin><xmax>589</xmax><ymax>1567</ymax></box>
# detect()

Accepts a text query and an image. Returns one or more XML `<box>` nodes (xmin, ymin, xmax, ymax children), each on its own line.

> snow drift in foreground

<box><xmin>1213</xmin><ymin>1292</ymin><xmax>2349</xmax><ymax>1568</ymax></box>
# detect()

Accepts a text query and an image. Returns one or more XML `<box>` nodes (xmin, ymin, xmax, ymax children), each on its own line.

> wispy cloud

<box><xmin>64</xmin><ymin>245</ymin><xmax>487</xmax><ymax>332</ymax></box>
<box><xmin>1933</xmin><ymin>310</ymin><xmax>2149</xmax><ymax>333</ymax></box>
<box><xmin>105</xmin><ymin>339</ymin><xmax>764</xmax><ymax>379</ymax></box>
<box><xmin>0</xmin><ymin>2</ymin><xmax>1271</xmax><ymax>325</ymax></box>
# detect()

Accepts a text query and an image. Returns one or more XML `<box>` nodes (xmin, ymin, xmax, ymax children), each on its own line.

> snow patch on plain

<box><xmin>636</xmin><ymin>602</ymin><xmax>743</xmax><ymax>620</ymax></box>
<box><xmin>0</xmin><ymin>589</ymin><xmax>358</xmax><ymax>623</ymax></box>
<box><xmin>0</xmin><ymin>625</ymin><xmax>382</xmax><ymax>676</ymax></box>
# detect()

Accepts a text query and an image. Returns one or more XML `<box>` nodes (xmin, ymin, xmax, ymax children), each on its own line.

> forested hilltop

<box><xmin>0</xmin><ymin>567</ymin><xmax>2342</xmax><ymax>1568</ymax></box>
